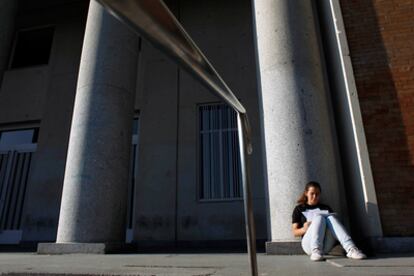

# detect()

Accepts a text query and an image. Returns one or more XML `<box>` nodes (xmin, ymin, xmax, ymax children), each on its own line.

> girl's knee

<box><xmin>326</xmin><ymin>214</ymin><xmax>341</xmax><ymax>223</ymax></box>
<box><xmin>312</xmin><ymin>214</ymin><xmax>326</xmax><ymax>223</ymax></box>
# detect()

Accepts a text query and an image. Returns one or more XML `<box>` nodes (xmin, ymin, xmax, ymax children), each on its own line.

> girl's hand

<box><xmin>292</xmin><ymin>222</ymin><xmax>312</xmax><ymax>237</ymax></box>
<box><xmin>303</xmin><ymin>221</ymin><xmax>312</xmax><ymax>232</ymax></box>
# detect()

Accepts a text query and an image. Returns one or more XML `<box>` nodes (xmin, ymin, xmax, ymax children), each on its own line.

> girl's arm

<box><xmin>292</xmin><ymin>222</ymin><xmax>311</xmax><ymax>237</ymax></box>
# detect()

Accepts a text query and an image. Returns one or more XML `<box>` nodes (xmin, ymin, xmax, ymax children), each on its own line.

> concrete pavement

<box><xmin>0</xmin><ymin>253</ymin><xmax>413</xmax><ymax>276</ymax></box>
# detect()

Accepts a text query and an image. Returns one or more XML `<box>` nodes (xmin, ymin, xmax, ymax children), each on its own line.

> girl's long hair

<box><xmin>297</xmin><ymin>181</ymin><xmax>322</xmax><ymax>205</ymax></box>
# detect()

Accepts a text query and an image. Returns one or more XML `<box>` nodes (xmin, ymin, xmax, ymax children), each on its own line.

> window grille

<box><xmin>0</xmin><ymin>149</ymin><xmax>34</xmax><ymax>230</ymax></box>
<box><xmin>0</xmin><ymin>128</ymin><xmax>37</xmax><ymax>239</ymax></box>
<box><xmin>199</xmin><ymin>103</ymin><xmax>242</xmax><ymax>200</ymax></box>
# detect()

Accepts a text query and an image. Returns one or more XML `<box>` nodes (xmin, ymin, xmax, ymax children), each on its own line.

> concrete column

<box><xmin>251</xmin><ymin>0</ymin><xmax>344</xmax><ymax>254</ymax></box>
<box><xmin>38</xmin><ymin>0</ymin><xmax>139</xmax><ymax>254</ymax></box>
<box><xmin>0</xmin><ymin>0</ymin><xmax>18</xmax><ymax>83</ymax></box>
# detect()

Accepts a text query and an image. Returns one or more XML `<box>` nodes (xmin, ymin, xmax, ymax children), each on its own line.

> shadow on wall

<box><xmin>315</xmin><ymin>0</ymin><xmax>381</xmax><ymax>254</ymax></box>
<box><xmin>283</xmin><ymin>1</ymin><xmax>346</xmax><ymax>214</ymax></box>
<box><xmin>337</xmin><ymin>0</ymin><xmax>414</xmax><ymax>238</ymax></box>
<box><xmin>339</xmin><ymin>0</ymin><xmax>414</xmax><ymax>237</ymax></box>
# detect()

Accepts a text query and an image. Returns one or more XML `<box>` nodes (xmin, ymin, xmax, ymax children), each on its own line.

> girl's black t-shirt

<box><xmin>291</xmin><ymin>203</ymin><xmax>333</xmax><ymax>228</ymax></box>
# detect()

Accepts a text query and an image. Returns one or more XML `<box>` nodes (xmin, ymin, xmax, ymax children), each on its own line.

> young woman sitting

<box><xmin>292</xmin><ymin>181</ymin><xmax>366</xmax><ymax>261</ymax></box>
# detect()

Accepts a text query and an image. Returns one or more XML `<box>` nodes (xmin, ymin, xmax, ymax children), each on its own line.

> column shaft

<box><xmin>252</xmin><ymin>0</ymin><xmax>344</xmax><ymax>251</ymax></box>
<box><xmin>56</xmin><ymin>0</ymin><xmax>139</xmax><ymax>244</ymax></box>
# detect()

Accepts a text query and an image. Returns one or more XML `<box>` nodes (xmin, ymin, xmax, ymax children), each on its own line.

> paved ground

<box><xmin>0</xmin><ymin>253</ymin><xmax>413</xmax><ymax>276</ymax></box>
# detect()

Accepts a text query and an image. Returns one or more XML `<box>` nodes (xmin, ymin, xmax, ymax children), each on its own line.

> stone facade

<box><xmin>0</xmin><ymin>0</ymin><xmax>412</xmax><ymax>253</ymax></box>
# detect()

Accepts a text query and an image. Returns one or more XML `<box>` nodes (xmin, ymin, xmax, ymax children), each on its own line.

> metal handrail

<box><xmin>95</xmin><ymin>1</ymin><xmax>258</xmax><ymax>275</ymax></box>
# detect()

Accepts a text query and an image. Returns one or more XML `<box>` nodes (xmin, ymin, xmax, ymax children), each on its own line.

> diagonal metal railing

<box><xmin>95</xmin><ymin>1</ymin><xmax>258</xmax><ymax>275</ymax></box>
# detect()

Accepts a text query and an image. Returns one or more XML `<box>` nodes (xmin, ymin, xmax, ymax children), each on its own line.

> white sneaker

<box><xmin>310</xmin><ymin>249</ymin><xmax>324</xmax><ymax>261</ymax></box>
<box><xmin>346</xmin><ymin>247</ymin><xmax>367</xmax><ymax>260</ymax></box>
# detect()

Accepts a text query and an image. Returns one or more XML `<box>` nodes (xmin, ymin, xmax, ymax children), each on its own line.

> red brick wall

<box><xmin>340</xmin><ymin>0</ymin><xmax>414</xmax><ymax>236</ymax></box>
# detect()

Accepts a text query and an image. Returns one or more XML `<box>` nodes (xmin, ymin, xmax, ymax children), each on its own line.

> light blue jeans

<box><xmin>301</xmin><ymin>214</ymin><xmax>355</xmax><ymax>255</ymax></box>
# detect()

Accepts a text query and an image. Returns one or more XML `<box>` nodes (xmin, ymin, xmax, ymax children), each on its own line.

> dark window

<box><xmin>10</xmin><ymin>27</ymin><xmax>54</xmax><ymax>69</ymax></box>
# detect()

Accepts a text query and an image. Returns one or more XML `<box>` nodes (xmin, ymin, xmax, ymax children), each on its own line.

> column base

<box><xmin>266</xmin><ymin>241</ymin><xmax>347</xmax><ymax>256</ymax></box>
<box><xmin>265</xmin><ymin>241</ymin><xmax>303</xmax><ymax>255</ymax></box>
<box><xmin>37</xmin><ymin>242</ymin><xmax>133</xmax><ymax>254</ymax></box>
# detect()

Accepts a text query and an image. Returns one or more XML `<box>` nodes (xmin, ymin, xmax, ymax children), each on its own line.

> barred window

<box><xmin>199</xmin><ymin>103</ymin><xmax>242</xmax><ymax>200</ymax></box>
<box><xmin>0</xmin><ymin>128</ymin><xmax>38</xmax><ymax>234</ymax></box>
